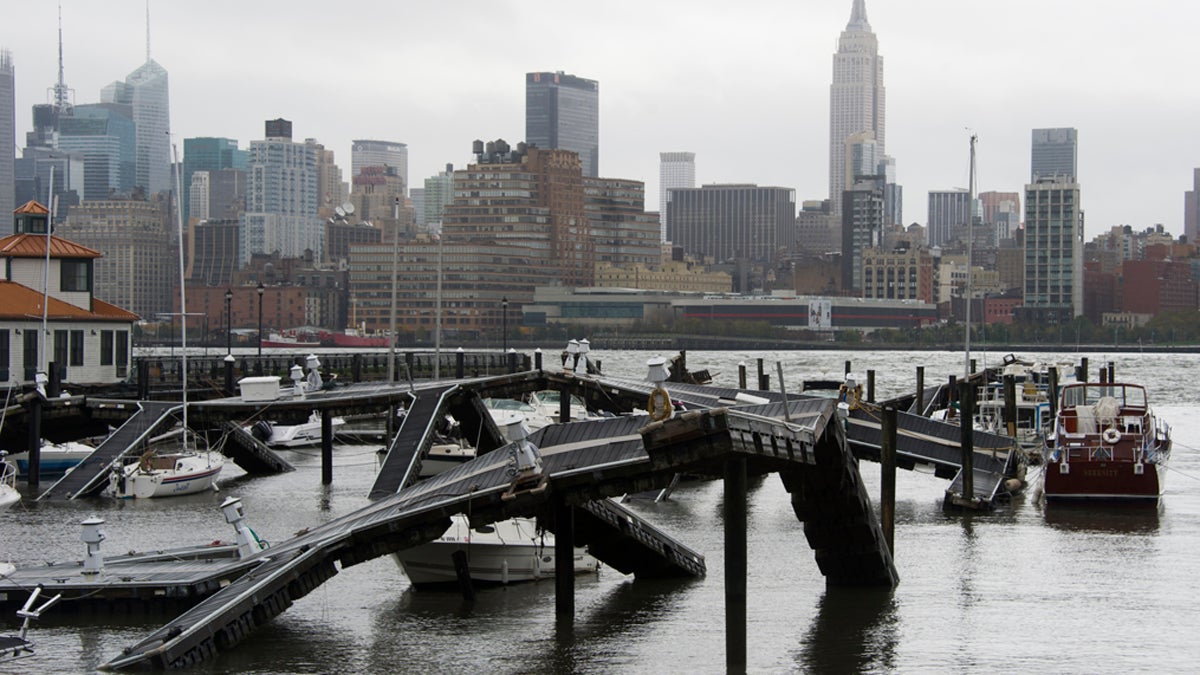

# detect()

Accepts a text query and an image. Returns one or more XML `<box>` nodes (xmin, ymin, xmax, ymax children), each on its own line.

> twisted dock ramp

<box><xmin>218</xmin><ymin>422</ymin><xmax>295</xmax><ymax>475</ymax></box>
<box><xmin>368</xmin><ymin>384</ymin><xmax>456</xmax><ymax>499</ymax></box>
<box><xmin>38</xmin><ymin>401</ymin><xmax>181</xmax><ymax>501</ymax></box>
<box><xmin>571</xmin><ymin>498</ymin><xmax>707</xmax><ymax>578</ymax></box>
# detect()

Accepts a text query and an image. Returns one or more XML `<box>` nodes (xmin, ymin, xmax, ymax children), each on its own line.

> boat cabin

<box><xmin>1055</xmin><ymin>383</ymin><xmax>1149</xmax><ymax>437</ymax></box>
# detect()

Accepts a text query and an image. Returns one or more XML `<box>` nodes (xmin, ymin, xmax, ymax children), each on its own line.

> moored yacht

<box><xmin>1042</xmin><ymin>382</ymin><xmax>1171</xmax><ymax>500</ymax></box>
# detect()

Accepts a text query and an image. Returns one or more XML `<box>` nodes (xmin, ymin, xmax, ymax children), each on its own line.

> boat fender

<box><xmin>1102</xmin><ymin>427</ymin><xmax>1121</xmax><ymax>445</ymax></box>
<box><xmin>647</xmin><ymin>387</ymin><xmax>672</xmax><ymax>421</ymax></box>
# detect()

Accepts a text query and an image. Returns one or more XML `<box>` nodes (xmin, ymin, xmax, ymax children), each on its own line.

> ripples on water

<box><xmin>2</xmin><ymin>350</ymin><xmax>1199</xmax><ymax>673</ymax></box>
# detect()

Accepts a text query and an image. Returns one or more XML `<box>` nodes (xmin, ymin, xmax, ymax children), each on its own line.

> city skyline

<box><xmin>1</xmin><ymin>0</ymin><xmax>1198</xmax><ymax>237</ymax></box>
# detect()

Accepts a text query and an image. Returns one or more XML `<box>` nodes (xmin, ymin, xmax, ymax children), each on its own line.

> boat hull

<box><xmin>393</xmin><ymin>517</ymin><xmax>599</xmax><ymax>588</ymax></box>
<box><xmin>252</xmin><ymin>416</ymin><xmax>346</xmax><ymax>448</ymax></box>
<box><xmin>106</xmin><ymin>455</ymin><xmax>225</xmax><ymax>499</ymax></box>
<box><xmin>10</xmin><ymin>442</ymin><xmax>94</xmax><ymax>477</ymax></box>
<box><xmin>1043</xmin><ymin>458</ymin><xmax>1166</xmax><ymax>500</ymax></box>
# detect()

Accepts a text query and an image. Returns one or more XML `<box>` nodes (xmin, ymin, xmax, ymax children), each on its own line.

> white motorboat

<box><xmin>8</xmin><ymin>440</ymin><xmax>94</xmax><ymax>478</ymax></box>
<box><xmin>483</xmin><ymin>390</ymin><xmax>599</xmax><ymax>433</ymax></box>
<box><xmin>105</xmin><ymin>431</ymin><xmax>224</xmax><ymax>499</ymax></box>
<box><xmin>421</xmin><ymin>442</ymin><xmax>474</xmax><ymax>477</ymax></box>
<box><xmin>249</xmin><ymin>413</ymin><xmax>346</xmax><ymax>448</ymax></box>
<box><xmin>394</xmin><ymin>515</ymin><xmax>599</xmax><ymax>588</ymax></box>
<box><xmin>0</xmin><ymin>453</ymin><xmax>19</xmax><ymax>510</ymax></box>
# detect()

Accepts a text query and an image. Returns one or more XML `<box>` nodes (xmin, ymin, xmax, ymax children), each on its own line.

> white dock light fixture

<box><xmin>290</xmin><ymin>364</ymin><xmax>305</xmax><ymax>398</ymax></box>
<box><xmin>221</xmin><ymin>496</ymin><xmax>265</xmax><ymax>559</ymax></box>
<box><xmin>578</xmin><ymin>338</ymin><xmax>590</xmax><ymax>373</ymax></box>
<box><xmin>81</xmin><ymin>516</ymin><xmax>106</xmax><ymax>574</ymax></box>
<box><xmin>305</xmin><ymin>354</ymin><xmax>323</xmax><ymax>390</ymax></box>
<box><xmin>646</xmin><ymin>356</ymin><xmax>673</xmax><ymax>421</ymax></box>
<box><xmin>565</xmin><ymin>339</ymin><xmax>581</xmax><ymax>372</ymax></box>
<box><xmin>646</xmin><ymin>356</ymin><xmax>670</xmax><ymax>385</ymax></box>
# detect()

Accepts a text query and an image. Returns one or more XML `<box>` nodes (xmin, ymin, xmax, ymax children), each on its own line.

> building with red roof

<box><xmin>0</xmin><ymin>200</ymin><xmax>138</xmax><ymax>384</ymax></box>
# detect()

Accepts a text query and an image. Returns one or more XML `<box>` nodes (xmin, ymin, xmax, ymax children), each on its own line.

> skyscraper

<box><xmin>926</xmin><ymin>189</ymin><xmax>971</xmax><ymax>248</ymax></box>
<box><xmin>56</xmin><ymin>103</ymin><xmax>136</xmax><ymax>200</ymax></box>
<box><xmin>182</xmin><ymin>137</ymin><xmax>247</xmax><ymax>224</ymax></box>
<box><xmin>526</xmin><ymin>71</ymin><xmax>599</xmax><ymax>177</ymax></box>
<box><xmin>242</xmin><ymin>119</ymin><xmax>322</xmax><ymax>263</ymax></box>
<box><xmin>1031</xmin><ymin>128</ymin><xmax>1077</xmax><ymax>182</ymax></box>
<box><xmin>102</xmin><ymin>59</ymin><xmax>170</xmax><ymax>195</ymax></box>
<box><xmin>423</xmin><ymin>164</ymin><xmax>455</xmax><ymax>228</ymax></box>
<box><xmin>842</xmin><ymin>175</ymin><xmax>885</xmax><ymax>293</ymax></box>
<box><xmin>659</xmin><ymin>152</ymin><xmax>695</xmax><ymax>243</ymax></box>
<box><xmin>1019</xmin><ymin>176</ymin><xmax>1083</xmax><ymax>324</ymax></box>
<box><xmin>665</xmin><ymin>184</ymin><xmax>796</xmax><ymax>265</ymax></box>
<box><xmin>830</xmin><ymin>0</ymin><xmax>885</xmax><ymax>218</ymax></box>
<box><xmin>351</xmin><ymin>140</ymin><xmax>408</xmax><ymax>194</ymax></box>
<box><xmin>1</xmin><ymin>49</ymin><xmax>14</xmax><ymax>235</ymax></box>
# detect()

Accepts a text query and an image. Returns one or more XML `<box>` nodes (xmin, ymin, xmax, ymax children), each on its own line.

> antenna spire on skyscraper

<box><xmin>145</xmin><ymin>0</ymin><xmax>151</xmax><ymax>61</ymax></box>
<box><xmin>847</xmin><ymin>0</ymin><xmax>871</xmax><ymax>32</ymax></box>
<box><xmin>52</xmin><ymin>1</ymin><xmax>72</xmax><ymax>113</ymax></box>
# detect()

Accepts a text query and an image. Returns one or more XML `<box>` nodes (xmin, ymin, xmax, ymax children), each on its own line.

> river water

<box><xmin>2</xmin><ymin>349</ymin><xmax>1198</xmax><ymax>674</ymax></box>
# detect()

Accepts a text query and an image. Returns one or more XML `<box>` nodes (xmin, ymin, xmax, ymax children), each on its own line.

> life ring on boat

<box><xmin>1102</xmin><ymin>427</ymin><xmax>1121</xmax><ymax>445</ymax></box>
<box><xmin>647</xmin><ymin>386</ymin><xmax>673</xmax><ymax>421</ymax></box>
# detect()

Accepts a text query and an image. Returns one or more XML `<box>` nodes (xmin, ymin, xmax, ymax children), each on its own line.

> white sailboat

<box><xmin>105</xmin><ymin>430</ymin><xmax>224</xmax><ymax>499</ymax></box>
<box><xmin>0</xmin><ymin>452</ymin><xmax>19</xmax><ymax>510</ymax></box>
<box><xmin>104</xmin><ymin>144</ymin><xmax>223</xmax><ymax>498</ymax></box>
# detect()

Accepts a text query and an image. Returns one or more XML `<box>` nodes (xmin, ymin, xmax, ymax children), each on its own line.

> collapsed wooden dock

<box><xmin>0</xmin><ymin>363</ymin><xmax>1029</xmax><ymax>670</ymax></box>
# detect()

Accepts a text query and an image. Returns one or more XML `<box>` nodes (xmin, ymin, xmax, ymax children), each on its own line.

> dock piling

<box><xmin>738</xmin><ymin>362</ymin><xmax>747</xmax><ymax>389</ymax></box>
<box><xmin>223</xmin><ymin>356</ymin><xmax>235</xmax><ymax>396</ymax></box>
<box><xmin>1079</xmin><ymin>357</ymin><xmax>1088</xmax><ymax>383</ymax></box>
<box><xmin>1108</xmin><ymin>361</ymin><xmax>1115</xmax><ymax>383</ymax></box>
<box><xmin>1003</xmin><ymin>374</ymin><xmax>1017</xmax><ymax>438</ymax></box>
<box><xmin>724</xmin><ymin>456</ymin><xmax>748</xmax><ymax>674</ymax></box>
<box><xmin>844</xmin><ymin>360</ymin><xmax>852</xmax><ymax>376</ymax></box>
<box><xmin>321</xmin><ymin>411</ymin><xmax>333</xmax><ymax>485</ymax></box>
<box><xmin>1048</xmin><ymin>367</ymin><xmax>1059</xmax><ymax>420</ymax></box>
<box><xmin>916</xmin><ymin>366</ymin><xmax>925</xmax><ymax>414</ymax></box>
<box><xmin>958</xmin><ymin>379</ymin><xmax>975</xmax><ymax>503</ymax></box>
<box><xmin>867</xmin><ymin>370</ymin><xmax>876</xmax><ymax>404</ymax></box>
<box><xmin>26</xmin><ymin>395</ymin><xmax>42</xmax><ymax>487</ymax></box>
<box><xmin>555</xmin><ymin>501</ymin><xmax>575</xmax><ymax>620</ymax></box>
<box><xmin>881</xmin><ymin>405</ymin><xmax>897</xmax><ymax>556</ymax></box>
<box><xmin>451</xmin><ymin>550</ymin><xmax>476</xmax><ymax>602</ymax></box>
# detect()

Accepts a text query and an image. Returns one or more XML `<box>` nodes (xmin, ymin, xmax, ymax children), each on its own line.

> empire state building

<box><xmin>829</xmin><ymin>0</ymin><xmax>885</xmax><ymax>217</ymax></box>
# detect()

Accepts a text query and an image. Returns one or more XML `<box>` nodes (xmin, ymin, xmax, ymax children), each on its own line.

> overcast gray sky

<box><xmin>4</xmin><ymin>0</ymin><xmax>1198</xmax><ymax>238</ymax></box>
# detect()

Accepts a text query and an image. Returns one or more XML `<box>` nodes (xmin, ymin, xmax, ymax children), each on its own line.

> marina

<box><xmin>0</xmin><ymin>348</ymin><xmax>1197</xmax><ymax>673</ymax></box>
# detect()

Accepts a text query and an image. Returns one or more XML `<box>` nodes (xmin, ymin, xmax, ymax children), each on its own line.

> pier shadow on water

<box><xmin>794</xmin><ymin>587</ymin><xmax>899</xmax><ymax>673</ymax></box>
<box><xmin>359</xmin><ymin>574</ymin><xmax>697</xmax><ymax>674</ymax></box>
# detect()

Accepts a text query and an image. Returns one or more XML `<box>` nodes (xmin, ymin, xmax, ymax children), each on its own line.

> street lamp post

<box><xmin>225</xmin><ymin>289</ymin><xmax>233</xmax><ymax>356</ymax></box>
<box><xmin>502</xmin><ymin>297</ymin><xmax>508</xmax><ymax>354</ymax></box>
<box><xmin>257</xmin><ymin>282</ymin><xmax>265</xmax><ymax>365</ymax></box>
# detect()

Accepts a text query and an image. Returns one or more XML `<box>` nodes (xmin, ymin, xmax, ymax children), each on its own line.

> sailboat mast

<box><xmin>173</xmin><ymin>144</ymin><xmax>188</xmax><ymax>442</ymax></box>
<box><xmin>964</xmin><ymin>133</ymin><xmax>977</xmax><ymax>380</ymax></box>
<box><xmin>40</xmin><ymin>171</ymin><xmax>54</xmax><ymax>374</ymax></box>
